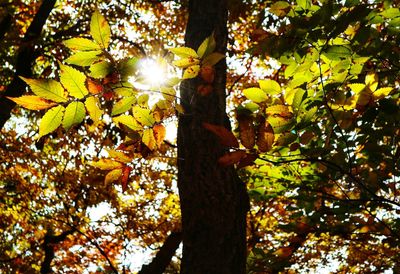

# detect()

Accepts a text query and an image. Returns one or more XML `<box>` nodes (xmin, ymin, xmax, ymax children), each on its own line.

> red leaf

<box><xmin>218</xmin><ymin>150</ymin><xmax>246</xmax><ymax>166</ymax></box>
<box><xmin>121</xmin><ymin>165</ymin><xmax>132</xmax><ymax>192</ymax></box>
<box><xmin>203</xmin><ymin>122</ymin><xmax>239</xmax><ymax>148</ymax></box>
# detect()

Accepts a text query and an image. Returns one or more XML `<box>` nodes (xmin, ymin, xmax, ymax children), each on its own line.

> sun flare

<box><xmin>138</xmin><ymin>58</ymin><xmax>167</xmax><ymax>86</ymax></box>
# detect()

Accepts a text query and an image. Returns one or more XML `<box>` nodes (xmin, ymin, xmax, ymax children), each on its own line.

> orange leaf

<box><xmin>87</xmin><ymin>79</ymin><xmax>103</xmax><ymax>94</ymax></box>
<box><xmin>153</xmin><ymin>124</ymin><xmax>166</xmax><ymax>148</ymax></box>
<box><xmin>203</xmin><ymin>122</ymin><xmax>239</xmax><ymax>148</ymax></box>
<box><xmin>121</xmin><ymin>165</ymin><xmax>132</xmax><ymax>192</ymax></box>
<box><xmin>7</xmin><ymin>95</ymin><xmax>57</xmax><ymax>110</ymax></box>
<box><xmin>218</xmin><ymin>150</ymin><xmax>246</xmax><ymax>166</ymax></box>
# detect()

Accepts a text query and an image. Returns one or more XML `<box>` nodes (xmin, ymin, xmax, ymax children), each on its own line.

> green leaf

<box><xmin>118</xmin><ymin>58</ymin><xmax>138</xmax><ymax>80</ymax></box>
<box><xmin>63</xmin><ymin>101</ymin><xmax>86</xmax><ymax>130</ymax></box>
<box><xmin>111</xmin><ymin>96</ymin><xmax>137</xmax><ymax>116</ymax></box>
<box><xmin>259</xmin><ymin>79</ymin><xmax>281</xmax><ymax>95</ymax></box>
<box><xmin>20</xmin><ymin>77</ymin><xmax>67</xmax><ymax>103</ymax></box>
<box><xmin>380</xmin><ymin>8</ymin><xmax>399</xmax><ymax>19</ymax></box>
<box><xmin>90</xmin><ymin>10</ymin><xmax>111</xmax><ymax>49</ymax></box>
<box><xmin>132</xmin><ymin>106</ymin><xmax>155</xmax><ymax>127</ymax></box>
<box><xmin>172</xmin><ymin>57</ymin><xmax>200</xmax><ymax>68</ymax></box>
<box><xmin>197</xmin><ymin>34</ymin><xmax>216</xmax><ymax>58</ymax></box>
<box><xmin>85</xmin><ymin>96</ymin><xmax>103</xmax><ymax>123</ymax></box>
<box><xmin>65</xmin><ymin>51</ymin><xmax>103</xmax><ymax>67</ymax></box>
<box><xmin>39</xmin><ymin>105</ymin><xmax>65</xmax><ymax>137</ymax></box>
<box><xmin>89</xmin><ymin>61</ymin><xmax>113</xmax><ymax>79</ymax></box>
<box><xmin>63</xmin><ymin>38</ymin><xmax>101</xmax><ymax>51</ymax></box>
<box><xmin>267</xmin><ymin>116</ymin><xmax>294</xmax><ymax>134</ymax></box>
<box><xmin>59</xmin><ymin>64</ymin><xmax>89</xmax><ymax>99</ymax></box>
<box><xmin>292</xmin><ymin>88</ymin><xmax>306</xmax><ymax>111</ymax></box>
<box><xmin>202</xmin><ymin>52</ymin><xmax>225</xmax><ymax>66</ymax></box>
<box><xmin>243</xmin><ymin>87</ymin><xmax>268</xmax><ymax>103</ymax></box>
<box><xmin>323</xmin><ymin>45</ymin><xmax>352</xmax><ymax>60</ymax></box>
<box><xmin>113</xmin><ymin>115</ymin><xmax>142</xmax><ymax>131</ymax></box>
<box><xmin>169</xmin><ymin>47</ymin><xmax>198</xmax><ymax>58</ymax></box>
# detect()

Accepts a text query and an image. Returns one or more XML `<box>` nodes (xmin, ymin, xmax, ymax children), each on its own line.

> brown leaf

<box><xmin>256</xmin><ymin>118</ymin><xmax>274</xmax><ymax>152</ymax></box>
<box><xmin>237</xmin><ymin>153</ymin><xmax>258</xmax><ymax>169</ymax></box>
<box><xmin>121</xmin><ymin>165</ymin><xmax>132</xmax><ymax>192</ymax></box>
<box><xmin>203</xmin><ymin>122</ymin><xmax>239</xmax><ymax>148</ymax></box>
<box><xmin>218</xmin><ymin>150</ymin><xmax>246</xmax><ymax>166</ymax></box>
<box><xmin>238</xmin><ymin>114</ymin><xmax>255</xmax><ymax>149</ymax></box>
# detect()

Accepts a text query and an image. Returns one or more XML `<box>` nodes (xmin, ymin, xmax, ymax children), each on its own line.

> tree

<box><xmin>1</xmin><ymin>0</ymin><xmax>400</xmax><ymax>273</ymax></box>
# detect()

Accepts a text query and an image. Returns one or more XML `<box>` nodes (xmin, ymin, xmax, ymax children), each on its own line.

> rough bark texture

<box><xmin>138</xmin><ymin>231</ymin><xmax>182</xmax><ymax>274</ymax></box>
<box><xmin>0</xmin><ymin>0</ymin><xmax>56</xmax><ymax>130</ymax></box>
<box><xmin>178</xmin><ymin>0</ymin><xmax>249</xmax><ymax>273</ymax></box>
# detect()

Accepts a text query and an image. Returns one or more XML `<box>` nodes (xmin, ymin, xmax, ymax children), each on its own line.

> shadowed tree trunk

<box><xmin>177</xmin><ymin>0</ymin><xmax>249</xmax><ymax>273</ymax></box>
<box><xmin>0</xmin><ymin>0</ymin><xmax>56</xmax><ymax>130</ymax></box>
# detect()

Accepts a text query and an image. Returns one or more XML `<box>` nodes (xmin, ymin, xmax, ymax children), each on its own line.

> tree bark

<box><xmin>0</xmin><ymin>0</ymin><xmax>57</xmax><ymax>130</ymax></box>
<box><xmin>177</xmin><ymin>0</ymin><xmax>249</xmax><ymax>273</ymax></box>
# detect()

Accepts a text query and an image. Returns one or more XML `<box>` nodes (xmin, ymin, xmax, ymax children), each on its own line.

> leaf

<box><xmin>169</xmin><ymin>47</ymin><xmax>199</xmax><ymax>58</ymax></box>
<box><xmin>182</xmin><ymin>65</ymin><xmax>200</xmax><ymax>79</ymax></box>
<box><xmin>85</xmin><ymin>96</ymin><xmax>103</xmax><ymax>123</ymax></box>
<box><xmin>142</xmin><ymin>128</ymin><xmax>156</xmax><ymax>150</ymax></box>
<box><xmin>62</xmin><ymin>101</ymin><xmax>86</xmax><ymax>130</ymax></box>
<box><xmin>218</xmin><ymin>150</ymin><xmax>247</xmax><ymax>166</ymax></box>
<box><xmin>237</xmin><ymin>115</ymin><xmax>255</xmax><ymax>149</ymax></box>
<box><xmin>89</xmin><ymin>61</ymin><xmax>113</xmax><ymax>79</ymax></box>
<box><xmin>20</xmin><ymin>77</ymin><xmax>67</xmax><ymax>103</ymax></box>
<box><xmin>237</xmin><ymin>153</ymin><xmax>258</xmax><ymax>169</ymax></box>
<box><xmin>7</xmin><ymin>96</ymin><xmax>57</xmax><ymax>110</ymax></box>
<box><xmin>106</xmin><ymin>149</ymin><xmax>131</xmax><ymax>163</ymax></box>
<box><xmin>111</xmin><ymin>96</ymin><xmax>136</xmax><ymax>116</ymax></box>
<box><xmin>113</xmin><ymin>115</ymin><xmax>142</xmax><ymax>131</ymax></box>
<box><xmin>104</xmin><ymin>168</ymin><xmax>123</xmax><ymax>184</ymax></box>
<box><xmin>172</xmin><ymin>57</ymin><xmax>200</xmax><ymax>68</ymax></box>
<box><xmin>203</xmin><ymin>122</ymin><xmax>239</xmax><ymax>148</ymax></box>
<box><xmin>267</xmin><ymin>116</ymin><xmax>294</xmax><ymax>134</ymax></box>
<box><xmin>121</xmin><ymin>165</ymin><xmax>132</xmax><ymax>192</ymax></box>
<box><xmin>348</xmin><ymin>83</ymin><xmax>365</xmax><ymax>94</ymax></box>
<box><xmin>153</xmin><ymin>124</ymin><xmax>166</xmax><ymax>148</ymax></box>
<box><xmin>259</xmin><ymin>79</ymin><xmax>281</xmax><ymax>95</ymax></box>
<box><xmin>132</xmin><ymin>106</ymin><xmax>155</xmax><ymax>127</ymax></box>
<box><xmin>59</xmin><ymin>64</ymin><xmax>89</xmax><ymax>99</ymax></box>
<box><xmin>365</xmin><ymin>72</ymin><xmax>378</xmax><ymax>92</ymax></box>
<box><xmin>63</xmin><ymin>38</ymin><xmax>101</xmax><ymax>51</ymax></box>
<box><xmin>243</xmin><ymin>87</ymin><xmax>268</xmax><ymax>103</ymax></box>
<box><xmin>87</xmin><ymin>79</ymin><xmax>104</xmax><ymax>94</ymax></box>
<box><xmin>90</xmin><ymin>10</ymin><xmax>111</xmax><ymax>49</ymax></box>
<box><xmin>202</xmin><ymin>52</ymin><xmax>225</xmax><ymax>66</ymax></box>
<box><xmin>65</xmin><ymin>51</ymin><xmax>103</xmax><ymax>66</ymax></box>
<box><xmin>39</xmin><ymin>105</ymin><xmax>65</xmax><ymax>137</ymax></box>
<box><xmin>160</xmin><ymin>86</ymin><xmax>176</xmax><ymax>102</ymax></box>
<box><xmin>266</xmin><ymin>105</ymin><xmax>293</xmax><ymax>118</ymax></box>
<box><xmin>269</xmin><ymin>1</ymin><xmax>291</xmax><ymax>17</ymax></box>
<box><xmin>256</xmin><ymin>120</ymin><xmax>274</xmax><ymax>152</ymax></box>
<box><xmin>89</xmin><ymin>159</ymin><xmax>124</xmax><ymax>170</ymax></box>
<box><xmin>197</xmin><ymin>35</ymin><xmax>216</xmax><ymax>58</ymax></box>
<box><xmin>373</xmin><ymin>87</ymin><xmax>393</xmax><ymax>99</ymax></box>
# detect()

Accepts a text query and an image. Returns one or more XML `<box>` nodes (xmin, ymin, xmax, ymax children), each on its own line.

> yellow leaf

<box><xmin>89</xmin><ymin>159</ymin><xmax>124</xmax><ymax>170</ymax></box>
<box><xmin>20</xmin><ymin>77</ymin><xmax>67</xmax><ymax>103</ymax></box>
<box><xmin>104</xmin><ymin>168</ymin><xmax>123</xmax><ymax>184</ymax></box>
<box><xmin>182</xmin><ymin>65</ymin><xmax>200</xmax><ymax>80</ymax></box>
<box><xmin>142</xmin><ymin>128</ymin><xmax>156</xmax><ymax>150</ymax></box>
<box><xmin>153</xmin><ymin>124</ymin><xmax>166</xmax><ymax>148</ymax></box>
<box><xmin>113</xmin><ymin>115</ymin><xmax>142</xmax><ymax>131</ymax></box>
<box><xmin>63</xmin><ymin>38</ymin><xmax>101</xmax><ymax>51</ymax></box>
<box><xmin>169</xmin><ymin>47</ymin><xmax>199</xmax><ymax>58</ymax></box>
<box><xmin>7</xmin><ymin>95</ymin><xmax>57</xmax><ymax>110</ymax></box>
<box><xmin>172</xmin><ymin>57</ymin><xmax>200</xmax><ymax>68</ymax></box>
<box><xmin>85</xmin><ymin>96</ymin><xmax>103</xmax><ymax>123</ymax></box>
<box><xmin>348</xmin><ymin>83</ymin><xmax>366</xmax><ymax>94</ymax></box>
<box><xmin>243</xmin><ymin>87</ymin><xmax>268</xmax><ymax>103</ymax></box>
<box><xmin>62</xmin><ymin>101</ymin><xmax>86</xmax><ymax>130</ymax></box>
<box><xmin>111</xmin><ymin>96</ymin><xmax>136</xmax><ymax>116</ymax></box>
<box><xmin>90</xmin><ymin>10</ymin><xmax>111</xmax><ymax>49</ymax></box>
<box><xmin>59</xmin><ymin>63</ymin><xmax>89</xmax><ymax>99</ymax></box>
<box><xmin>266</xmin><ymin>105</ymin><xmax>293</xmax><ymax>118</ymax></box>
<box><xmin>65</xmin><ymin>50</ymin><xmax>103</xmax><ymax>67</ymax></box>
<box><xmin>106</xmin><ymin>149</ymin><xmax>131</xmax><ymax>163</ymax></box>
<box><xmin>202</xmin><ymin>52</ymin><xmax>225</xmax><ymax>66</ymax></box>
<box><xmin>39</xmin><ymin>105</ymin><xmax>65</xmax><ymax>137</ymax></box>
<box><xmin>132</xmin><ymin>106</ymin><xmax>155</xmax><ymax>127</ymax></box>
<box><xmin>365</xmin><ymin>72</ymin><xmax>378</xmax><ymax>92</ymax></box>
<box><xmin>197</xmin><ymin>34</ymin><xmax>216</xmax><ymax>58</ymax></box>
<box><xmin>373</xmin><ymin>87</ymin><xmax>393</xmax><ymax>99</ymax></box>
<box><xmin>259</xmin><ymin>79</ymin><xmax>281</xmax><ymax>95</ymax></box>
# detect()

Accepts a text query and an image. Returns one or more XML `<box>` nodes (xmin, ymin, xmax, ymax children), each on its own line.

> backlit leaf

<box><xmin>104</xmin><ymin>168</ymin><xmax>123</xmax><ymax>184</ymax></box>
<box><xmin>65</xmin><ymin>51</ymin><xmax>103</xmax><ymax>66</ymax></box>
<box><xmin>132</xmin><ymin>106</ymin><xmax>155</xmax><ymax>127</ymax></box>
<box><xmin>59</xmin><ymin>64</ymin><xmax>89</xmax><ymax>99</ymax></box>
<box><xmin>62</xmin><ymin>101</ymin><xmax>86</xmax><ymax>130</ymax></box>
<box><xmin>259</xmin><ymin>79</ymin><xmax>281</xmax><ymax>95</ymax></box>
<box><xmin>238</xmin><ymin>115</ymin><xmax>255</xmax><ymax>149</ymax></box>
<box><xmin>63</xmin><ymin>38</ymin><xmax>101</xmax><ymax>51</ymax></box>
<box><xmin>90</xmin><ymin>10</ymin><xmax>111</xmax><ymax>49</ymax></box>
<box><xmin>84</xmin><ymin>97</ymin><xmax>102</xmax><ymax>124</ymax></box>
<box><xmin>39</xmin><ymin>105</ymin><xmax>65</xmax><ymax>137</ymax></box>
<box><xmin>365</xmin><ymin>72</ymin><xmax>378</xmax><ymax>92</ymax></box>
<box><xmin>113</xmin><ymin>115</ymin><xmax>142</xmax><ymax>131</ymax></box>
<box><xmin>202</xmin><ymin>52</ymin><xmax>225</xmax><ymax>66</ymax></box>
<box><xmin>153</xmin><ymin>124</ymin><xmax>166</xmax><ymax>148</ymax></box>
<box><xmin>89</xmin><ymin>159</ymin><xmax>124</xmax><ymax>170</ymax></box>
<box><xmin>267</xmin><ymin>116</ymin><xmax>294</xmax><ymax>133</ymax></box>
<box><xmin>20</xmin><ymin>77</ymin><xmax>67</xmax><ymax>103</ymax></box>
<box><xmin>107</xmin><ymin>149</ymin><xmax>131</xmax><ymax>163</ymax></box>
<box><xmin>169</xmin><ymin>47</ymin><xmax>199</xmax><ymax>58</ymax></box>
<box><xmin>182</xmin><ymin>65</ymin><xmax>200</xmax><ymax>79</ymax></box>
<box><xmin>111</xmin><ymin>96</ymin><xmax>136</xmax><ymax>116</ymax></box>
<box><xmin>7</xmin><ymin>96</ymin><xmax>57</xmax><ymax>110</ymax></box>
<box><xmin>256</xmin><ymin>120</ymin><xmax>274</xmax><ymax>152</ymax></box>
<box><xmin>243</xmin><ymin>87</ymin><xmax>268</xmax><ymax>103</ymax></box>
<box><xmin>266</xmin><ymin>105</ymin><xmax>292</xmax><ymax>118</ymax></box>
<box><xmin>348</xmin><ymin>83</ymin><xmax>365</xmax><ymax>94</ymax></box>
<box><xmin>172</xmin><ymin>57</ymin><xmax>200</xmax><ymax>68</ymax></box>
<box><xmin>142</xmin><ymin>128</ymin><xmax>156</xmax><ymax>150</ymax></box>
<box><xmin>373</xmin><ymin>87</ymin><xmax>393</xmax><ymax>99</ymax></box>
<box><xmin>197</xmin><ymin>35</ymin><xmax>216</xmax><ymax>58</ymax></box>
<box><xmin>89</xmin><ymin>61</ymin><xmax>113</xmax><ymax>79</ymax></box>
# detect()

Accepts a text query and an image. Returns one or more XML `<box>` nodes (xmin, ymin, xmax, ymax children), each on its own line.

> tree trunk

<box><xmin>177</xmin><ymin>0</ymin><xmax>249</xmax><ymax>273</ymax></box>
<box><xmin>0</xmin><ymin>0</ymin><xmax>56</xmax><ymax>130</ymax></box>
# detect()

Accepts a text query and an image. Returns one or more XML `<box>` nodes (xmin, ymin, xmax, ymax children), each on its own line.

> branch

<box><xmin>138</xmin><ymin>231</ymin><xmax>182</xmax><ymax>274</ymax></box>
<box><xmin>0</xmin><ymin>0</ymin><xmax>57</xmax><ymax>130</ymax></box>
